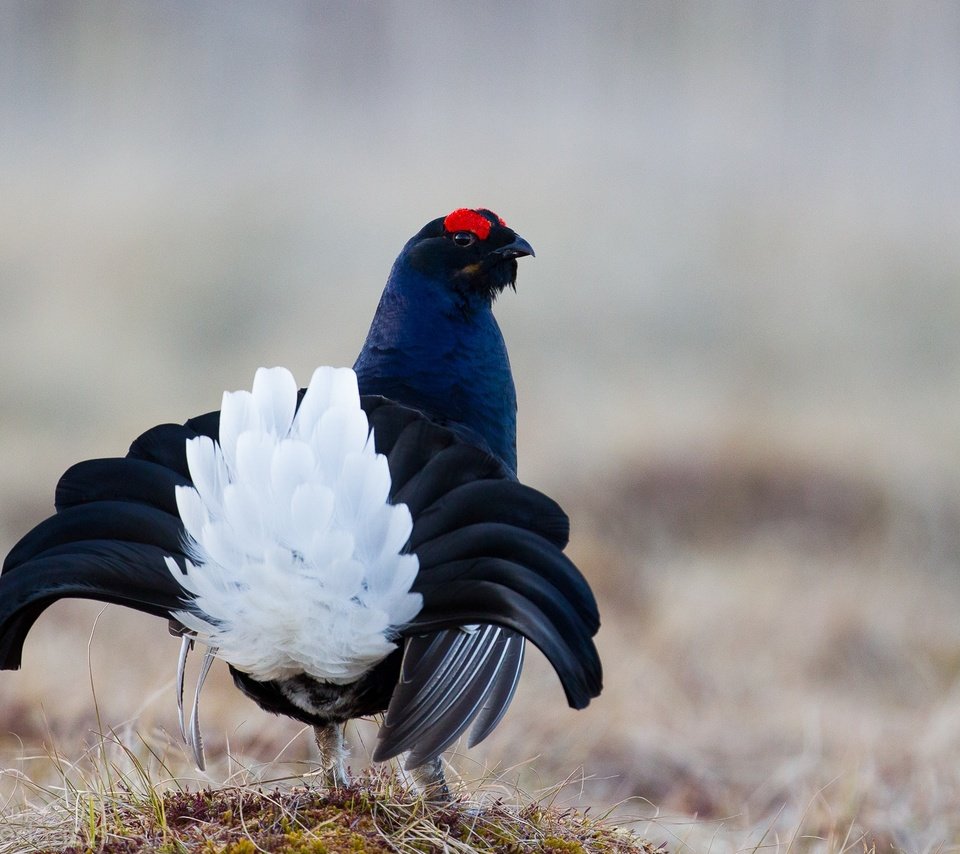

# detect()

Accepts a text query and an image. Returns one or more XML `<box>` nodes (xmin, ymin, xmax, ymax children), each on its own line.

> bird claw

<box><xmin>174</xmin><ymin>635</ymin><xmax>216</xmax><ymax>771</ymax></box>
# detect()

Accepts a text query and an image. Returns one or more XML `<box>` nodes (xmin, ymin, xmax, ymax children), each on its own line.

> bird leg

<box><xmin>412</xmin><ymin>755</ymin><xmax>451</xmax><ymax>803</ymax></box>
<box><xmin>314</xmin><ymin>722</ymin><xmax>349</xmax><ymax>788</ymax></box>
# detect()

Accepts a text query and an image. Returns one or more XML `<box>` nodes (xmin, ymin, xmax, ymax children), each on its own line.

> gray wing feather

<box><xmin>374</xmin><ymin>625</ymin><xmax>524</xmax><ymax>767</ymax></box>
<box><xmin>468</xmin><ymin>632</ymin><xmax>524</xmax><ymax>747</ymax></box>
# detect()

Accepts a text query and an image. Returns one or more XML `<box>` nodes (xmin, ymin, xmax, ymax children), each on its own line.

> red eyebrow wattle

<box><xmin>443</xmin><ymin>209</ymin><xmax>503</xmax><ymax>240</ymax></box>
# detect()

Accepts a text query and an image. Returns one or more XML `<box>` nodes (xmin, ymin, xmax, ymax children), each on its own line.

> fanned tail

<box><xmin>0</xmin><ymin>384</ymin><xmax>603</xmax><ymax>773</ymax></box>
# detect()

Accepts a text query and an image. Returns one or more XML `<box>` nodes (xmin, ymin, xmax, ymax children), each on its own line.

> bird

<box><xmin>0</xmin><ymin>207</ymin><xmax>602</xmax><ymax>797</ymax></box>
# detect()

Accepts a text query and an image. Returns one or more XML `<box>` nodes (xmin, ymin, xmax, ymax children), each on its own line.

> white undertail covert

<box><xmin>166</xmin><ymin>366</ymin><xmax>422</xmax><ymax>684</ymax></box>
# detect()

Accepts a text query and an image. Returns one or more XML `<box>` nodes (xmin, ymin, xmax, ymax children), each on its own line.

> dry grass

<box><xmin>544</xmin><ymin>447</ymin><xmax>960</xmax><ymax>853</ymax></box>
<box><xmin>0</xmin><ymin>727</ymin><xmax>655</xmax><ymax>853</ymax></box>
<box><xmin>4</xmin><ymin>444</ymin><xmax>960</xmax><ymax>851</ymax></box>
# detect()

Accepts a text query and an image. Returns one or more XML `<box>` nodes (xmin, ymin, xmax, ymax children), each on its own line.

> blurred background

<box><xmin>2</xmin><ymin>3</ymin><xmax>960</xmax><ymax>850</ymax></box>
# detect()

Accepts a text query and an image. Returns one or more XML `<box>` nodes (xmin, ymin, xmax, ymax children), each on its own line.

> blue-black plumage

<box><xmin>354</xmin><ymin>209</ymin><xmax>533</xmax><ymax>474</ymax></box>
<box><xmin>0</xmin><ymin>209</ymin><xmax>600</xmax><ymax>796</ymax></box>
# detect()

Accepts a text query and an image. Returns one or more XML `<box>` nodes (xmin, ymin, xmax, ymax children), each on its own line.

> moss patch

<box><xmin>37</xmin><ymin>772</ymin><xmax>657</xmax><ymax>853</ymax></box>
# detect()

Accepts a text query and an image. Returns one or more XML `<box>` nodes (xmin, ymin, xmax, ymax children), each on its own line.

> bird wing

<box><xmin>363</xmin><ymin>398</ymin><xmax>602</xmax><ymax>766</ymax></box>
<box><xmin>373</xmin><ymin>627</ymin><xmax>526</xmax><ymax>768</ymax></box>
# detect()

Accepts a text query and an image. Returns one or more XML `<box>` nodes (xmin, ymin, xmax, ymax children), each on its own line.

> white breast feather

<box><xmin>166</xmin><ymin>366</ymin><xmax>422</xmax><ymax>684</ymax></box>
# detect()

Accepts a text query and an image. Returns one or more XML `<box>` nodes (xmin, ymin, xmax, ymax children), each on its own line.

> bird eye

<box><xmin>452</xmin><ymin>231</ymin><xmax>476</xmax><ymax>247</ymax></box>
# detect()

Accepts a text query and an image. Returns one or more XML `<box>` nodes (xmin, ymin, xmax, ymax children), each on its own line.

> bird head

<box><xmin>402</xmin><ymin>208</ymin><xmax>535</xmax><ymax>302</ymax></box>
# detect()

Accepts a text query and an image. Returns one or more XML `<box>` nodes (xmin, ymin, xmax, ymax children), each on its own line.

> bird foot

<box><xmin>314</xmin><ymin>723</ymin><xmax>349</xmax><ymax>788</ymax></box>
<box><xmin>412</xmin><ymin>755</ymin><xmax>452</xmax><ymax>803</ymax></box>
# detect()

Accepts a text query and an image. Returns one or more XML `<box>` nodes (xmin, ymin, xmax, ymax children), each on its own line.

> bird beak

<box><xmin>493</xmin><ymin>235</ymin><xmax>535</xmax><ymax>259</ymax></box>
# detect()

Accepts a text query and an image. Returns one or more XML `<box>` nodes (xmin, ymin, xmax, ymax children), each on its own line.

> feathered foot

<box><xmin>412</xmin><ymin>755</ymin><xmax>451</xmax><ymax>803</ymax></box>
<box><xmin>314</xmin><ymin>722</ymin><xmax>349</xmax><ymax>788</ymax></box>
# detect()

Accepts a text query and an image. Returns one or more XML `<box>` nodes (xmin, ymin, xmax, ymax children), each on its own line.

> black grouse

<box><xmin>0</xmin><ymin>208</ymin><xmax>602</xmax><ymax>795</ymax></box>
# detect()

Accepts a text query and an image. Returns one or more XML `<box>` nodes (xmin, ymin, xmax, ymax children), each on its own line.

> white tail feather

<box><xmin>167</xmin><ymin>367</ymin><xmax>421</xmax><ymax>684</ymax></box>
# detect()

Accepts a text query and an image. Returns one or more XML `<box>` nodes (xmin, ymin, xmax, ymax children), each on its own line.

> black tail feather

<box><xmin>414</xmin><ymin>522</ymin><xmax>599</xmax><ymax>632</ymax></box>
<box><xmin>360</xmin><ymin>396</ymin><xmax>423</xmax><ymax>454</ymax></box>
<box><xmin>4</xmin><ymin>502</ymin><xmax>185</xmax><ymax>573</ymax></box>
<box><xmin>370</xmin><ymin>399</ymin><xmax>600</xmax><ymax>763</ymax></box>
<box><xmin>408</xmin><ymin>480</ymin><xmax>570</xmax><ymax>551</ymax></box>
<box><xmin>55</xmin><ymin>458</ymin><xmax>188</xmax><ymax>514</ymax></box>
<box><xmin>392</xmin><ymin>444</ymin><xmax>505</xmax><ymax>515</ymax></box>
<box><xmin>375</xmin><ymin>416</ymin><xmax>458</xmax><ymax>492</ymax></box>
<box><xmin>407</xmin><ymin>579</ymin><xmax>601</xmax><ymax>710</ymax></box>
<box><xmin>127</xmin><ymin>423</ymin><xmax>202</xmax><ymax>474</ymax></box>
<box><xmin>0</xmin><ymin>542</ymin><xmax>188</xmax><ymax>669</ymax></box>
<box><xmin>1</xmin><ymin>420</ymin><xmax>197</xmax><ymax>669</ymax></box>
<box><xmin>410</xmin><ymin>562</ymin><xmax>601</xmax><ymax>708</ymax></box>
